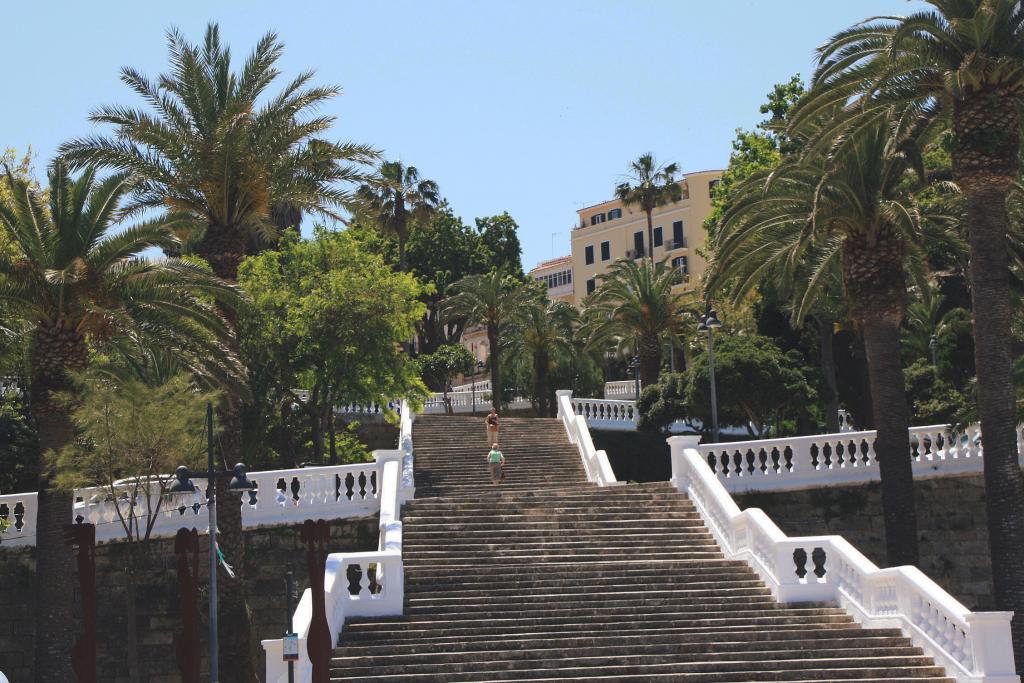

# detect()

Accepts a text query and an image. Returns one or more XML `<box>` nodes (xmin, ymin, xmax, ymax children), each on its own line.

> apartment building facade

<box><xmin>526</xmin><ymin>255</ymin><xmax>576</xmax><ymax>306</ymax></box>
<box><xmin>569</xmin><ymin>169</ymin><xmax>722</xmax><ymax>300</ymax></box>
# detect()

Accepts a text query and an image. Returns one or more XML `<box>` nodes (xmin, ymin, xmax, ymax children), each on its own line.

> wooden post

<box><xmin>174</xmin><ymin>528</ymin><xmax>201</xmax><ymax>683</ymax></box>
<box><xmin>63</xmin><ymin>523</ymin><xmax>96</xmax><ymax>683</ymax></box>
<box><xmin>302</xmin><ymin>519</ymin><xmax>332</xmax><ymax>683</ymax></box>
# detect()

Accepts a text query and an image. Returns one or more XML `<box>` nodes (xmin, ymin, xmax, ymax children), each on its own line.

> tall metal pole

<box><xmin>471</xmin><ymin>366</ymin><xmax>477</xmax><ymax>416</ymax></box>
<box><xmin>206</xmin><ymin>401</ymin><xmax>218</xmax><ymax>683</ymax></box>
<box><xmin>286</xmin><ymin>571</ymin><xmax>295</xmax><ymax>683</ymax></box>
<box><xmin>707</xmin><ymin>329</ymin><xmax>719</xmax><ymax>443</ymax></box>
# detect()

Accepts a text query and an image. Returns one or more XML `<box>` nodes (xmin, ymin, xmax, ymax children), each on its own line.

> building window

<box><xmin>672</xmin><ymin>256</ymin><xmax>688</xmax><ymax>275</ymax></box>
<box><xmin>607</xmin><ymin>208</ymin><xmax>622</xmax><ymax>220</ymax></box>
<box><xmin>653</xmin><ymin>226</ymin><xmax>663</xmax><ymax>248</ymax></box>
<box><xmin>672</xmin><ymin>221</ymin><xmax>685</xmax><ymax>249</ymax></box>
<box><xmin>709</xmin><ymin>179</ymin><xmax>721</xmax><ymax>196</ymax></box>
<box><xmin>590</xmin><ymin>212</ymin><xmax>606</xmax><ymax>226</ymax></box>
<box><xmin>585</xmin><ymin>245</ymin><xmax>594</xmax><ymax>265</ymax></box>
<box><xmin>633</xmin><ymin>231</ymin><xmax>644</xmax><ymax>258</ymax></box>
<box><xmin>534</xmin><ymin>268</ymin><xmax>573</xmax><ymax>290</ymax></box>
<box><xmin>586</xmin><ymin>278</ymin><xmax>596</xmax><ymax>294</ymax></box>
<box><xmin>600</xmin><ymin>241</ymin><xmax>610</xmax><ymax>261</ymax></box>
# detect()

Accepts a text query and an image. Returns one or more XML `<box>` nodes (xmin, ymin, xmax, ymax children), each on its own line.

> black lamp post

<box><xmin>929</xmin><ymin>334</ymin><xmax>939</xmax><ymax>368</ymax></box>
<box><xmin>471</xmin><ymin>359</ymin><xmax>485</xmax><ymax>416</ymax></box>
<box><xmin>167</xmin><ymin>401</ymin><xmax>255</xmax><ymax>683</ymax></box>
<box><xmin>698</xmin><ymin>307</ymin><xmax>723</xmax><ymax>443</ymax></box>
<box><xmin>628</xmin><ymin>355</ymin><xmax>640</xmax><ymax>399</ymax></box>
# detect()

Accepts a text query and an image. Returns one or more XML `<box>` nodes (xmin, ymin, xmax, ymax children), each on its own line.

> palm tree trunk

<box><xmin>534</xmin><ymin>350</ymin><xmax>550</xmax><ymax>417</ymax></box>
<box><xmin>195</xmin><ymin>225</ymin><xmax>256</xmax><ymax>683</ymax></box>
<box><xmin>638</xmin><ymin>333</ymin><xmax>661</xmax><ymax>388</ymax></box>
<box><xmin>487</xmin><ymin>326</ymin><xmax>501</xmax><ymax>412</ymax></box>
<box><xmin>843</xmin><ymin>228</ymin><xmax>917</xmax><ymax>567</ymax></box>
<box><xmin>954</xmin><ymin>92</ymin><xmax>1024</xmax><ymax>671</ymax></box>
<box><xmin>31</xmin><ymin>323</ymin><xmax>87</xmax><ymax>682</ymax></box>
<box><xmin>860</xmin><ymin>317</ymin><xmax>919</xmax><ymax>567</ymax></box>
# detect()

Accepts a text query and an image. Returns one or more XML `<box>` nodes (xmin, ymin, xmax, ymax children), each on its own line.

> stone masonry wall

<box><xmin>0</xmin><ymin>516</ymin><xmax>377</xmax><ymax>683</ymax></box>
<box><xmin>735</xmin><ymin>474</ymin><xmax>995</xmax><ymax>610</ymax></box>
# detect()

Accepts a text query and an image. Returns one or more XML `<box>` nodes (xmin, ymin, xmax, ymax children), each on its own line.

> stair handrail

<box><xmin>262</xmin><ymin>399</ymin><xmax>415</xmax><ymax>683</ymax></box>
<box><xmin>556</xmin><ymin>390</ymin><xmax>619</xmax><ymax>486</ymax></box>
<box><xmin>668</xmin><ymin>434</ymin><xmax>1018</xmax><ymax>683</ymax></box>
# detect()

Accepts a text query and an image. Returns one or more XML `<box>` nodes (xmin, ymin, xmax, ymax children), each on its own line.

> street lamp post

<box><xmin>168</xmin><ymin>401</ymin><xmax>255</xmax><ymax>683</ymax></box>
<box><xmin>929</xmin><ymin>334</ymin><xmax>939</xmax><ymax>367</ymax></box>
<box><xmin>698</xmin><ymin>308</ymin><xmax>723</xmax><ymax>443</ymax></box>
<box><xmin>471</xmin><ymin>360</ymin><xmax>485</xmax><ymax>416</ymax></box>
<box><xmin>628</xmin><ymin>356</ymin><xmax>640</xmax><ymax>399</ymax></box>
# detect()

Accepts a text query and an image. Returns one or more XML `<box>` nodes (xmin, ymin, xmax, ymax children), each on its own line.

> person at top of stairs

<box><xmin>485</xmin><ymin>409</ymin><xmax>500</xmax><ymax>444</ymax></box>
<box><xmin>486</xmin><ymin>443</ymin><xmax>505</xmax><ymax>485</ymax></box>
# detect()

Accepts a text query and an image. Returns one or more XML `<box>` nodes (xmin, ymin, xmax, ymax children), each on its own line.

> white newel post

<box><xmin>668</xmin><ymin>435</ymin><xmax>701</xmax><ymax>490</ymax></box>
<box><xmin>964</xmin><ymin>612</ymin><xmax>1019</xmax><ymax>680</ymax></box>
<box><xmin>556</xmin><ymin>390</ymin><xmax>572</xmax><ymax>420</ymax></box>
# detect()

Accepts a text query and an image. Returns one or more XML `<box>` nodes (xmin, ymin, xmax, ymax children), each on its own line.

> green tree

<box><xmin>709</xmin><ymin>116</ymin><xmax>934</xmax><ymax>566</ymax></box>
<box><xmin>476</xmin><ymin>212</ymin><xmax>524</xmax><ymax>277</ymax></box>
<box><xmin>417</xmin><ymin>343</ymin><xmax>474</xmax><ymax>413</ymax></box>
<box><xmin>636</xmin><ymin>373</ymin><xmax>690</xmax><ymax>434</ymax></box>
<box><xmin>685</xmin><ymin>333</ymin><xmax>816</xmax><ymax>438</ymax></box>
<box><xmin>903</xmin><ymin>359</ymin><xmax>971</xmax><ymax>426</ymax></box>
<box><xmin>615</xmin><ymin>153</ymin><xmax>682</xmax><ymax>263</ymax></box>
<box><xmin>582</xmin><ymin>259</ymin><xmax>692</xmax><ymax>388</ymax></box>
<box><xmin>239</xmin><ymin>229</ymin><xmax>426</xmax><ymax>462</ymax></box>
<box><xmin>445</xmin><ymin>270</ymin><xmax>531</xmax><ymax>412</ymax></box>
<box><xmin>799</xmin><ymin>5</ymin><xmax>1024</xmax><ymax>655</ymax></box>
<box><xmin>0</xmin><ymin>162</ymin><xmax>236</xmax><ymax>681</ymax></box>
<box><xmin>52</xmin><ymin>373</ymin><xmax>213</xmax><ymax>683</ymax></box>
<box><xmin>515</xmin><ymin>297</ymin><xmax>577</xmax><ymax>416</ymax></box>
<box><xmin>357</xmin><ymin>160</ymin><xmax>440</xmax><ymax>273</ymax></box>
<box><xmin>60</xmin><ymin>25</ymin><xmax>374</xmax><ymax>671</ymax></box>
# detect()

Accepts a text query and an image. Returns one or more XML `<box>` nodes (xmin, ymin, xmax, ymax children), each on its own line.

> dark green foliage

<box><xmin>685</xmin><ymin>334</ymin><xmax>815</xmax><ymax>438</ymax></box>
<box><xmin>476</xmin><ymin>213</ymin><xmax>524</xmax><ymax>278</ymax></box>
<box><xmin>417</xmin><ymin>344</ymin><xmax>475</xmax><ymax>392</ymax></box>
<box><xmin>904</xmin><ymin>359</ymin><xmax>971</xmax><ymax>427</ymax></box>
<box><xmin>0</xmin><ymin>389</ymin><xmax>36</xmax><ymax>493</ymax></box>
<box><xmin>636</xmin><ymin>373</ymin><xmax>688</xmax><ymax>434</ymax></box>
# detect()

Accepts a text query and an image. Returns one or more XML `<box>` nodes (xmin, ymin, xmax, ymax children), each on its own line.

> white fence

<box><xmin>603</xmin><ymin>380</ymin><xmax>637</xmax><ymax>399</ymax></box>
<box><xmin>562</xmin><ymin>393</ymin><xmax>691</xmax><ymax>433</ymax></box>
<box><xmin>449</xmin><ymin>379</ymin><xmax>491</xmax><ymax>393</ymax></box>
<box><xmin>262</xmin><ymin>399</ymin><xmax>415</xmax><ymax>683</ymax></box>
<box><xmin>669</xmin><ymin>435</ymin><xmax>1018</xmax><ymax>683</ymax></box>
<box><xmin>696</xmin><ymin>423</ymin><xmax>1021</xmax><ymax>493</ymax></box>
<box><xmin>421</xmin><ymin>390</ymin><xmax>531</xmax><ymax>414</ymax></box>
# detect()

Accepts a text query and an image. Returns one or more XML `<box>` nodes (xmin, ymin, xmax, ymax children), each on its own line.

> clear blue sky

<box><xmin>3</xmin><ymin>0</ymin><xmax>925</xmax><ymax>271</ymax></box>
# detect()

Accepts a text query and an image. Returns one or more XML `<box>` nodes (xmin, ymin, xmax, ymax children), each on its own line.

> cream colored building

<box><xmin>569</xmin><ymin>169</ymin><xmax>722</xmax><ymax>300</ymax></box>
<box><xmin>527</xmin><ymin>255</ymin><xmax>576</xmax><ymax>306</ymax></box>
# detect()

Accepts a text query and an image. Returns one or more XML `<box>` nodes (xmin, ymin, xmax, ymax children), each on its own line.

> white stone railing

<box><xmin>262</xmin><ymin>400</ymin><xmax>414</xmax><ymax>683</ymax></box>
<box><xmin>556</xmin><ymin>391</ymin><xmax>620</xmax><ymax>486</ymax></box>
<box><xmin>603</xmin><ymin>380</ymin><xmax>637</xmax><ymax>399</ymax></box>
<box><xmin>669</xmin><ymin>435</ymin><xmax>1019</xmax><ymax>683</ymax></box>
<box><xmin>568</xmin><ymin>397</ymin><xmax>638</xmax><ymax>431</ymax></box>
<box><xmin>0</xmin><ymin>492</ymin><xmax>36</xmax><ymax>546</ymax></box>
<box><xmin>421</xmin><ymin>390</ymin><xmax>531</xmax><ymax>414</ymax></box>
<box><xmin>696</xmin><ymin>423</ymin><xmax>1022</xmax><ymax>493</ymax></box>
<box><xmin>449</xmin><ymin>378</ymin><xmax>491</xmax><ymax>393</ymax></box>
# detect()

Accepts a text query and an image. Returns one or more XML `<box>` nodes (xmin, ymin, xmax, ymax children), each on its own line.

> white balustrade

<box><xmin>697</xmin><ymin>423</ymin><xmax>1008</xmax><ymax>493</ymax></box>
<box><xmin>449</xmin><ymin>379</ymin><xmax>491</xmax><ymax>393</ymax></box>
<box><xmin>569</xmin><ymin>397</ymin><xmax>638</xmax><ymax>431</ymax></box>
<box><xmin>0</xmin><ymin>492</ymin><xmax>37</xmax><ymax>547</ymax></box>
<box><xmin>557</xmin><ymin>391</ymin><xmax>620</xmax><ymax>487</ymax></box>
<box><xmin>422</xmin><ymin>390</ymin><xmax>531</xmax><ymax>414</ymax></box>
<box><xmin>263</xmin><ymin>400</ymin><xmax>414</xmax><ymax>683</ymax></box>
<box><xmin>669</xmin><ymin>435</ymin><xmax>1019</xmax><ymax>683</ymax></box>
<box><xmin>603</xmin><ymin>380</ymin><xmax>637</xmax><ymax>399</ymax></box>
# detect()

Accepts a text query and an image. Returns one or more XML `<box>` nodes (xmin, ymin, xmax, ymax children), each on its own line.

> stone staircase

<box><xmin>330</xmin><ymin>415</ymin><xmax>953</xmax><ymax>681</ymax></box>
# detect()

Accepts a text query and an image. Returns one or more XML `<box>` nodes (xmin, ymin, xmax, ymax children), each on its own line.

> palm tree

<box><xmin>516</xmin><ymin>297</ymin><xmax>577</xmax><ymax>416</ymax></box>
<box><xmin>582</xmin><ymin>259</ymin><xmax>692</xmax><ymax>388</ymax></box>
<box><xmin>708</xmin><ymin>118</ymin><xmax>935</xmax><ymax>567</ymax></box>
<box><xmin>445</xmin><ymin>270</ymin><xmax>530</xmax><ymax>412</ymax></box>
<box><xmin>0</xmin><ymin>161</ymin><xmax>238</xmax><ymax>682</ymax></box>
<box><xmin>357</xmin><ymin>160</ymin><xmax>440</xmax><ymax>272</ymax></box>
<box><xmin>794</xmin><ymin>4</ymin><xmax>1024</xmax><ymax>659</ymax></box>
<box><xmin>615</xmin><ymin>154</ymin><xmax>682</xmax><ymax>263</ymax></box>
<box><xmin>901</xmin><ymin>283</ymin><xmax>971</xmax><ymax>365</ymax></box>
<box><xmin>59</xmin><ymin>25</ymin><xmax>374</xmax><ymax>675</ymax></box>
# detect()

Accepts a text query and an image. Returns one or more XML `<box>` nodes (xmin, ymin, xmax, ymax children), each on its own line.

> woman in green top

<box><xmin>486</xmin><ymin>443</ymin><xmax>505</xmax><ymax>485</ymax></box>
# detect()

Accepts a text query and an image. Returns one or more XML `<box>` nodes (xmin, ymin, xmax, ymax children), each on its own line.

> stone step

<box><xmin>405</xmin><ymin>557</ymin><xmax>754</xmax><ymax>578</ymax></box>
<box><xmin>405</xmin><ymin>569</ymin><xmax>759</xmax><ymax>591</ymax></box>
<box><xmin>333</xmin><ymin>627</ymin><xmax>910</xmax><ymax>657</ymax></box>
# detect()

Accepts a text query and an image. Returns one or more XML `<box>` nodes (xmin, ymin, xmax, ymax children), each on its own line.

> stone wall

<box><xmin>735</xmin><ymin>474</ymin><xmax>995</xmax><ymax>610</ymax></box>
<box><xmin>0</xmin><ymin>516</ymin><xmax>377</xmax><ymax>682</ymax></box>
